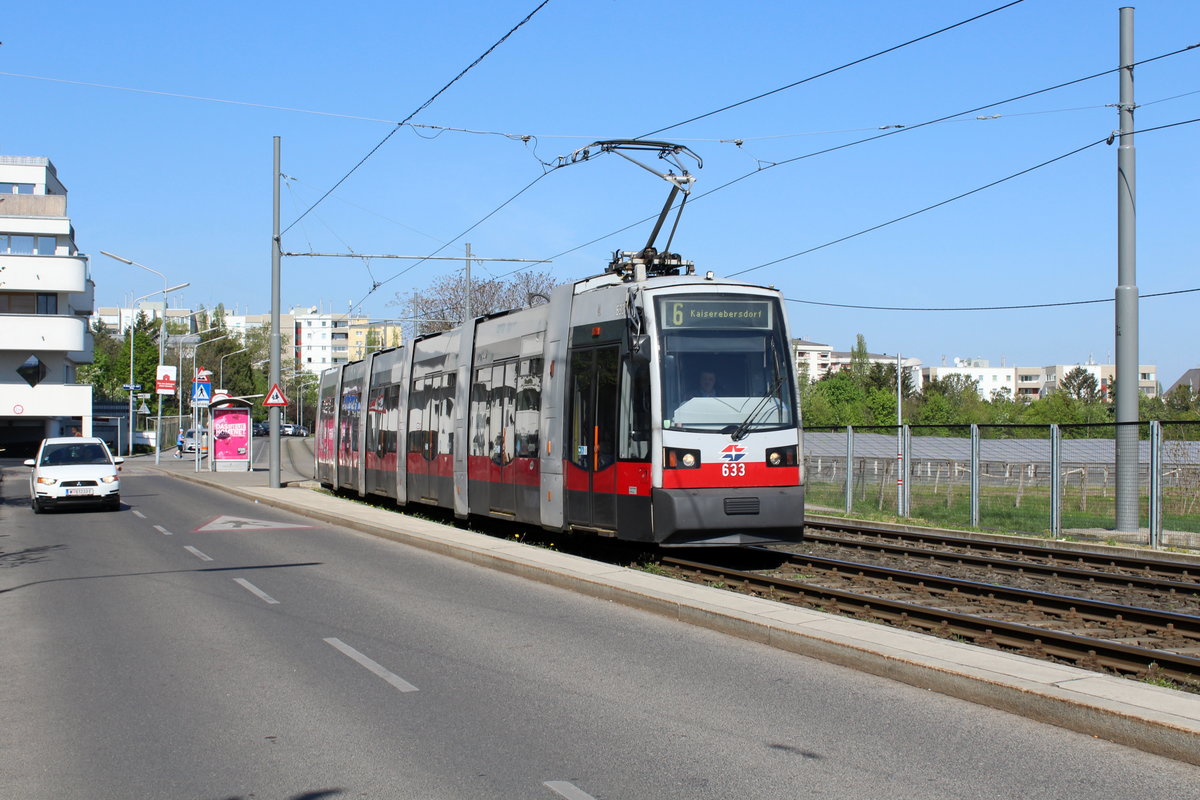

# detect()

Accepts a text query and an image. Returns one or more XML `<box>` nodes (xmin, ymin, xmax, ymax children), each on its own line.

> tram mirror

<box><xmin>630</xmin><ymin>334</ymin><xmax>651</xmax><ymax>364</ymax></box>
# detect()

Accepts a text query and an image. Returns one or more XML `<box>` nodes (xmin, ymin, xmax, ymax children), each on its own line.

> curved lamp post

<box><xmin>219</xmin><ymin>347</ymin><xmax>248</xmax><ymax>390</ymax></box>
<box><xmin>103</xmin><ymin>251</ymin><xmax>188</xmax><ymax>463</ymax></box>
<box><xmin>122</xmin><ymin>282</ymin><xmax>189</xmax><ymax>457</ymax></box>
<box><xmin>191</xmin><ymin>334</ymin><xmax>229</xmax><ymax>472</ymax></box>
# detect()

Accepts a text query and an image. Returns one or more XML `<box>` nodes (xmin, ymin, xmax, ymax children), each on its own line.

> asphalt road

<box><xmin>2</xmin><ymin>462</ymin><xmax>1199</xmax><ymax>800</ymax></box>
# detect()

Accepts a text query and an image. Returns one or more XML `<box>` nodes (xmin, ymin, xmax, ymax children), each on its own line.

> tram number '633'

<box><xmin>721</xmin><ymin>463</ymin><xmax>746</xmax><ymax>477</ymax></box>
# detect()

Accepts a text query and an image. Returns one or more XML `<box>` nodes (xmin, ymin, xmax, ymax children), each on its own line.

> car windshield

<box><xmin>657</xmin><ymin>294</ymin><xmax>796</xmax><ymax>433</ymax></box>
<box><xmin>40</xmin><ymin>443</ymin><xmax>111</xmax><ymax>466</ymax></box>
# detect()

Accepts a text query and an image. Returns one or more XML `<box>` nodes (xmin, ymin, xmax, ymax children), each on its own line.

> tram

<box><xmin>316</xmin><ymin>248</ymin><xmax>804</xmax><ymax>546</ymax></box>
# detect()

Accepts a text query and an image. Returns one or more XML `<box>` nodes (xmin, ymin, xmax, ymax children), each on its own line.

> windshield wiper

<box><xmin>730</xmin><ymin>376</ymin><xmax>785</xmax><ymax>441</ymax></box>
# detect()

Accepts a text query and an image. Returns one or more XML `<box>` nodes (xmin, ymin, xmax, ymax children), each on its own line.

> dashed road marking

<box><xmin>543</xmin><ymin>781</ymin><xmax>597</xmax><ymax>799</ymax></box>
<box><xmin>183</xmin><ymin>546</ymin><xmax>213</xmax><ymax>562</ymax></box>
<box><xmin>323</xmin><ymin>637</ymin><xmax>418</xmax><ymax>693</ymax></box>
<box><xmin>233</xmin><ymin>578</ymin><xmax>279</xmax><ymax>604</ymax></box>
<box><xmin>131</xmin><ymin>510</ymin><xmax>146</xmax><ymax>519</ymax></box>
<box><xmin>153</xmin><ymin>524</ymin><xmax>172</xmax><ymax>536</ymax></box>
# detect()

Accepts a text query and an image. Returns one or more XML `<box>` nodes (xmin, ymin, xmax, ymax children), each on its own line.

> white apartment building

<box><xmin>925</xmin><ymin>358</ymin><xmax>1159</xmax><ymax>400</ymax></box>
<box><xmin>0</xmin><ymin>156</ymin><xmax>95</xmax><ymax>453</ymax></box>
<box><xmin>924</xmin><ymin>358</ymin><xmax>1017</xmax><ymax>400</ymax></box>
<box><xmin>793</xmin><ymin>339</ymin><xmax>923</xmax><ymax>386</ymax></box>
<box><xmin>293</xmin><ymin>307</ymin><xmax>359</xmax><ymax>374</ymax></box>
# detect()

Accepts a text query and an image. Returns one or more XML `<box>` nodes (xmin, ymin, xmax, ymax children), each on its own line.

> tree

<box><xmin>397</xmin><ymin>270</ymin><xmax>559</xmax><ymax>336</ymax></box>
<box><xmin>849</xmin><ymin>334</ymin><xmax>870</xmax><ymax>383</ymax></box>
<box><xmin>1059</xmin><ymin>367</ymin><xmax>1100</xmax><ymax>403</ymax></box>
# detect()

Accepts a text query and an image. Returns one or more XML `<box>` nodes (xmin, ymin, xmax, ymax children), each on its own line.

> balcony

<box><xmin>0</xmin><ymin>313</ymin><xmax>87</xmax><ymax>352</ymax></box>
<box><xmin>0</xmin><ymin>193</ymin><xmax>67</xmax><ymax>217</ymax></box>
<box><xmin>0</xmin><ymin>254</ymin><xmax>89</xmax><ymax>292</ymax></box>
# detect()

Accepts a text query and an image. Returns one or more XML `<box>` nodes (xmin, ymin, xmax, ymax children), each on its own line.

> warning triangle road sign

<box><xmin>193</xmin><ymin>515</ymin><xmax>314</xmax><ymax>532</ymax></box>
<box><xmin>263</xmin><ymin>383</ymin><xmax>289</xmax><ymax>407</ymax></box>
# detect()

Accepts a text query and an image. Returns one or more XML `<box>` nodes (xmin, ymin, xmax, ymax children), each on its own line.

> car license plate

<box><xmin>65</xmin><ymin>488</ymin><xmax>94</xmax><ymax>496</ymax></box>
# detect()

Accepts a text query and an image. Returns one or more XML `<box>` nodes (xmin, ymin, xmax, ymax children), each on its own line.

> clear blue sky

<box><xmin>4</xmin><ymin>0</ymin><xmax>1197</xmax><ymax>388</ymax></box>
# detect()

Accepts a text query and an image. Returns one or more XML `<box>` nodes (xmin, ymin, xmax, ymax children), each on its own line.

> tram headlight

<box><xmin>664</xmin><ymin>448</ymin><xmax>701</xmax><ymax>469</ymax></box>
<box><xmin>765</xmin><ymin>446</ymin><xmax>797</xmax><ymax>467</ymax></box>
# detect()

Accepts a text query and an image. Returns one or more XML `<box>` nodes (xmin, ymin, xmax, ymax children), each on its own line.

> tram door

<box><xmin>566</xmin><ymin>346</ymin><xmax>619</xmax><ymax>530</ymax></box>
<box><xmin>408</xmin><ymin>376</ymin><xmax>437</xmax><ymax>503</ymax></box>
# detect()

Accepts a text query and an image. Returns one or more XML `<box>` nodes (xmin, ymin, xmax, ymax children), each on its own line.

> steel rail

<box><xmin>662</xmin><ymin>556</ymin><xmax>1200</xmax><ymax>685</ymax></box>
<box><xmin>775</xmin><ymin>552</ymin><xmax>1200</xmax><ymax>637</ymax></box>
<box><xmin>800</xmin><ymin>531</ymin><xmax>1200</xmax><ymax>597</ymax></box>
<box><xmin>804</xmin><ymin>519</ymin><xmax>1200</xmax><ymax>582</ymax></box>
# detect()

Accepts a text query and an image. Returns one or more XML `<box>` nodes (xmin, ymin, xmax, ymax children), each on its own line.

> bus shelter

<box><xmin>209</xmin><ymin>396</ymin><xmax>253</xmax><ymax>472</ymax></box>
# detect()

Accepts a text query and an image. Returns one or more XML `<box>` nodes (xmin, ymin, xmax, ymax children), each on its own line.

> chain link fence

<box><xmin>804</xmin><ymin>421</ymin><xmax>1200</xmax><ymax>548</ymax></box>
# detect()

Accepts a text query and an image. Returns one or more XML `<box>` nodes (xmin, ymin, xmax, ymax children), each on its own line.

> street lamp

<box><xmin>191</xmin><ymin>334</ymin><xmax>229</xmax><ymax>472</ymax></box>
<box><xmin>220</xmin><ymin>347</ymin><xmax>248</xmax><ymax>390</ymax></box>
<box><xmin>124</xmin><ymin>282</ymin><xmax>189</xmax><ymax>457</ymax></box>
<box><xmin>104</xmin><ymin>251</ymin><xmax>188</xmax><ymax>464</ymax></box>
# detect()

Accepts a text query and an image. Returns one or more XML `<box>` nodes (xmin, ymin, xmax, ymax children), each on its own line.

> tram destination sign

<box><xmin>660</xmin><ymin>299</ymin><xmax>773</xmax><ymax>330</ymax></box>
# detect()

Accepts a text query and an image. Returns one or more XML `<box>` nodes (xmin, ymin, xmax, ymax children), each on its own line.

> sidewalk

<box><xmin>131</xmin><ymin>449</ymin><xmax>1200</xmax><ymax>766</ymax></box>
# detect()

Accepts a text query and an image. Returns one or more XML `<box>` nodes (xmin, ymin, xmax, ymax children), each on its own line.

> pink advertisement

<box><xmin>212</xmin><ymin>407</ymin><xmax>250</xmax><ymax>461</ymax></box>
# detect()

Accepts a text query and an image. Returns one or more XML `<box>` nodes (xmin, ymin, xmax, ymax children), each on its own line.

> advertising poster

<box><xmin>212</xmin><ymin>406</ymin><xmax>250</xmax><ymax>461</ymax></box>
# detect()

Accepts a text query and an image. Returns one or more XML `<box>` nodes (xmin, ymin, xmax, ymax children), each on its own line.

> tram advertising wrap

<box><xmin>316</xmin><ymin>253</ymin><xmax>804</xmax><ymax>546</ymax></box>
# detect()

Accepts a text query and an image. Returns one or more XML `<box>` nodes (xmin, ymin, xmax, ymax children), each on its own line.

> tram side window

<box><xmin>488</xmin><ymin>361</ymin><xmax>516</xmax><ymax>465</ymax></box>
<box><xmin>438</xmin><ymin>373</ymin><xmax>455</xmax><ymax>458</ymax></box>
<box><xmin>383</xmin><ymin>385</ymin><xmax>400</xmax><ymax>456</ymax></box>
<box><xmin>568</xmin><ymin>351</ymin><xmax>593</xmax><ymax>471</ymax></box>
<box><xmin>594</xmin><ymin>349</ymin><xmax>618</xmax><ymax>471</ymax></box>
<box><xmin>515</xmin><ymin>358</ymin><xmax>541</xmax><ymax>458</ymax></box>
<box><xmin>407</xmin><ymin>378</ymin><xmax>425</xmax><ymax>454</ymax></box>
<box><xmin>619</xmin><ymin>359</ymin><xmax>650</xmax><ymax>461</ymax></box>
<box><xmin>469</xmin><ymin>368</ymin><xmax>491</xmax><ymax>458</ymax></box>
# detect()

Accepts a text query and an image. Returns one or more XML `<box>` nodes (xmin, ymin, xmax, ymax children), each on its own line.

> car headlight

<box><xmin>36</xmin><ymin>476</ymin><xmax>58</xmax><ymax>486</ymax></box>
<box><xmin>101</xmin><ymin>475</ymin><xmax>119</xmax><ymax>484</ymax></box>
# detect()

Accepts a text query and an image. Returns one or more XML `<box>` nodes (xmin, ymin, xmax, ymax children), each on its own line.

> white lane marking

<box><xmin>132</xmin><ymin>509</ymin><xmax>146</xmax><ymax>519</ymax></box>
<box><xmin>183</xmin><ymin>546</ymin><xmax>213</xmax><ymax>562</ymax></box>
<box><xmin>153</xmin><ymin>524</ymin><xmax>172</xmax><ymax>536</ymax></box>
<box><xmin>233</xmin><ymin>578</ymin><xmax>279</xmax><ymax>604</ymax></box>
<box><xmin>543</xmin><ymin>782</ymin><xmax>597</xmax><ymax>800</ymax></box>
<box><xmin>323</xmin><ymin>637</ymin><xmax>418</xmax><ymax>693</ymax></box>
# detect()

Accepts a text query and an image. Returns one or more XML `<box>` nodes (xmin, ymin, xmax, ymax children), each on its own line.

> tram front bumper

<box><xmin>652</xmin><ymin>485</ymin><xmax>805</xmax><ymax>546</ymax></box>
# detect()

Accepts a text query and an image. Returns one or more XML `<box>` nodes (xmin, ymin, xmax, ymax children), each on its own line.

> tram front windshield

<box><xmin>656</xmin><ymin>294</ymin><xmax>796</xmax><ymax>433</ymax></box>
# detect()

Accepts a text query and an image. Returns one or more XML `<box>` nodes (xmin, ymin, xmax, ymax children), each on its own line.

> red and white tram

<box><xmin>316</xmin><ymin>250</ymin><xmax>804</xmax><ymax>546</ymax></box>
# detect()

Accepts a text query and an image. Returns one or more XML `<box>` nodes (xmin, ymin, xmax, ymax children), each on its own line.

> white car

<box><xmin>25</xmin><ymin>437</ymin><xmax>124</xmax><ymax>513</ymax></box>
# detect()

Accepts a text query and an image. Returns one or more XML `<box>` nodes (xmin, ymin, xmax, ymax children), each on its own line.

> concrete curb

<box><xmin>152</xmin><ymin>466</ymin><xmax>1200</xmax><ymax>765</ymax></box>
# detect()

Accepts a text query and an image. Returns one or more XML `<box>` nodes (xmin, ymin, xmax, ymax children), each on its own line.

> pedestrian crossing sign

<box><xmin>192</xmin><ymin>380</ymin><xmax>212</xmax><ymax>407</ymax></box>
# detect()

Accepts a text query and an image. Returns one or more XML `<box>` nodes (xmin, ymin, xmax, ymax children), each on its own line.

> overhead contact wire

<box><xmin>637</xmin><ymin>0</ymin><xmax>1028</xmax><ymax>139</ymax></box>
<box><xmin>283</xmin><ymin>0</ymin><xmax>554</xmax><ymax>235</ymax></box>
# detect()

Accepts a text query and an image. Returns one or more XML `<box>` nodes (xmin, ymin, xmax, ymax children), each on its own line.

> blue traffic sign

<box><xmin>191</xmin><ymin>380</ymin><xmax>212</xmax><ymax>406</ymax></box>
<box><xmin>122</xmin><ymin>383</ymin><xmax>143</xmax><ymax>391</ymax></box>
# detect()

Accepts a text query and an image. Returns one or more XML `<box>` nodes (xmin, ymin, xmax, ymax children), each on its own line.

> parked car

<box><xmin>252</xmin><ymin>421</ymin><xmax>269</xmax><ymax>437</ymax></box>
<box><xmin>182</xmin><ymin>427</ymin><xmax>209</xmax><ymax>453</ymax></box>
<box><xmin>292</xmin><ymin>425</ymin><xmax>309</xmax><ymax>437</ymax></box>
<box><xmin>280</xmin><ymin>423</ymin><xmax>296</xmax><ymax>436</ymax></box>
<box><xmin>25</xmin><ymin>437</ymin><xmax>124</xmax><ymax>513</ymax></box>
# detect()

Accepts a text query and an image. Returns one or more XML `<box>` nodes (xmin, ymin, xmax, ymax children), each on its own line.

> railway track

<box><xmin>660</xmin><ymin>548</ymin><xmax>1200</xmax><ymax>688</ymax></box>
<box><xmin>801</xmin><ymin>519</ymin><xmax>1200</xmax><ymax>584</ymax></box>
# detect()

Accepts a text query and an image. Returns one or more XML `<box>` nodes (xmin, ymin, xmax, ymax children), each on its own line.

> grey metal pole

<box><xmin>464</xmin><ymin>242</ymin><xmax>472</xmax><ymax>324</ymax></box>
<box><xmin>270</xmin><ymin>136</ymin><xmax>282</xmax><ymax>488</ymax></box>
<box><xmin>128</xmin><ymin>320</ymin><xmax>135</xmax><ymax>456</ymax></box>
<box><xmin>1050</xmin><ymin>424</ymin><xmax>1062</xmax><ymax>537</ymax></box>
<box><xmin>155</xmin><ymin>317</ymin><xmax>164</xmax><ymax>464</ymax></box>
<box><xmin>970</xmin><ymin>423</ymin><xmax>980</xmax><ymax>529</ymax></box>
<box><xmin>896</xmin><ymin>353</ymin><xmax>904</xmax><ymax>516</ymax></box>
<box><xmin>1149</xmin><ymin>420</ymin><xmax>1162</xmax><ymax>548</ymax></box>
<box><xmin>845</xmin><ymin>425</ymin><xmax>854</xmax><ymax>514</ymax></box>
<box><xmin>1115</xmin><ymin>6</ymin><xmax>1140</xmax><ymax>532</ymax></box>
